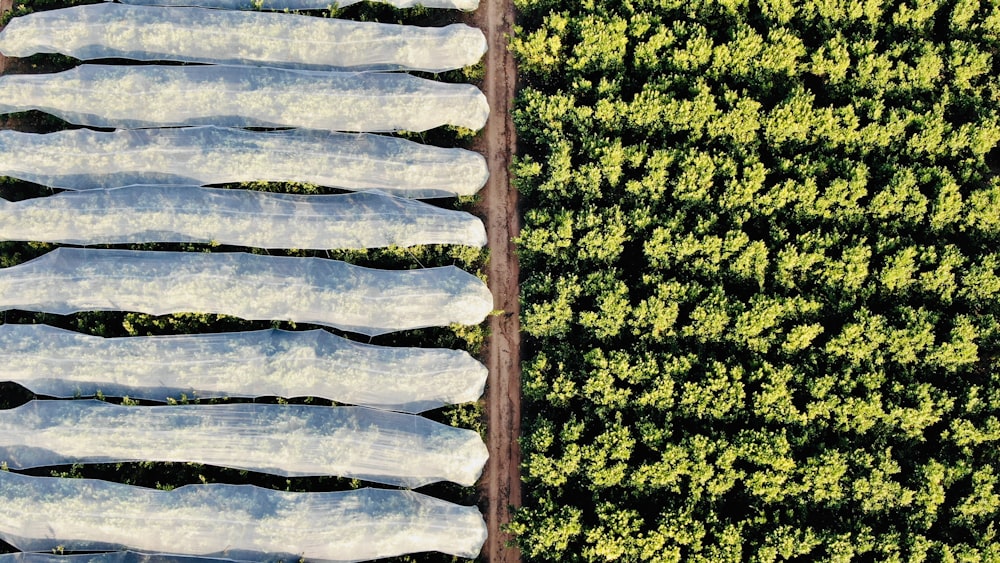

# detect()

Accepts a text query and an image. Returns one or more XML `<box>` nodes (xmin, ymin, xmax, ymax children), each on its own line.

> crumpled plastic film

<box><xmin>0</xmin><ymin>248</ymin><xmax>494</xmax><ymax>336</ymax></box>
<box><xmin>0</xmin><ymin>65</ymin><xmax>489</xmax><ymax>132</ymax></box>
<box><xmin>0</xmin><ymin>186</ymin><xmax>487</xmax><ymax>248</ymax></box>
<box><xmin>0</xmin><ymin>400</ymin><xmax>489</xmax><ymax>486</ymax></box>
<box><xmin>0</xmin><ymin>4</ymin><xmax>486</xmax><ymax>72</ymax></box>
<box><xmin>0</xmin><ymin>127</ymin><xmax>488</xmax><ymax>198</ymax></box>
<box><xmin>112</xmin><ymin>0</ymin><xmax>479</xmax><ymax>11</ymax></box>
<box><xmin>0</xmin><ymin>325</ymin><xmax>486</xmax><ymax>412</ymax></box>
<box><xmin>0</xmin><ymin>472</ymin><xmax>488</xmax><ymax>561</ymax></box>
<box><xmin>0</xmin><ymin>553</ymin><xmax>232</xmax><ymax>563</ymax></box>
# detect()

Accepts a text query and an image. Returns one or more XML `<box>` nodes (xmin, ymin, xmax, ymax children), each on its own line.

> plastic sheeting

<box><xmin>0</xmin><ymin>248</ymin><xmax>494</xmax><ymax>336</ymax></box>
<box><xmin>0</xmin><ymin>186</ymin><xmax>487</xmax><ymax>248</ymax></box>
<box><xmin>0</xmin><ymin>472</ymin><xmax>488</xmax><ymax>561</ymax></box>
<box><xmin>0</xmin><ymin>65</ymin><xmax>489</xmax><ymax>132</ymax></box>
<box><xmin>0</xmin><ymin>4</ymin><xmax>486</xmax><ymax>72</ymax></box>
<box><xmin>0</xmin><ymin>553</ymin><xmax>232</xmax><ymax>563</ymax></box>
<box><xmin>0</xmin><ymin>401</ymin><xmax>488</xmax><ymax>486</ymax></box>
<box><xmin>0</xmin><ymin>127</ymin><xmax>488</xmax><ymax>198</ymax></box>
<box><xmin>114</xmin><ymin>0</ymin><xmax>479</xmax><ymax>11</ymax></box>
<box><xmin>0</xmin><ymin>325</ymin><xmax>486</xmax><ymax>412</ymax></box>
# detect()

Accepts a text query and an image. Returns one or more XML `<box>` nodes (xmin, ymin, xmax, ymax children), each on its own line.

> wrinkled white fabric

<box><xmin>0</xmin><ymin>186</ymin><xmax>486</xmax><ymax>248</ymax></box>
<box><xmin>0</xmin><ymin>248</ymin><xmax>494</xmax><ymax>336</ymax></box>
<box><xmin>113</xmin><ymin>0</ymin><xmax>479</xmax><ymax>11</ymax></box>
<box><xmin>0</xmin><ymin>400</ymin><xmax>489</xmax><ymax>486</ymax></box>
<box><xmin>0</xmin><ymin>65</ymin><xmax>489</xmax><ymax>132</ymax></box>
<box><xmin>0</xmin><ymin>127</ymin><xmax>488</xmax><ymax>198</ymax></box>
<box><xmin>0</xmin><ymin>553</ymin><xmax>230</xmax><ymax>563</ymax></box>
<box><xmin>0</xmin><ymin>4</ymin><xmax>485</xmax><ymax>72</ymax></box>
<box><xmin>0</xmin><ymin>325</ymin><xmax>486</xmax><ymax>412</ymax></box>
<box><xmin>0</xmin><ymin>472</ymin><xmax>488</xmax><ymax>561</ymax></box>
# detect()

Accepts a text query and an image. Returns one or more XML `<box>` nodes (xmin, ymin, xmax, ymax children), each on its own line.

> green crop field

<box><xmin>510</xmin><ymin>0</ymin><xmax>1000</xmax><ymax>560</ymax></box>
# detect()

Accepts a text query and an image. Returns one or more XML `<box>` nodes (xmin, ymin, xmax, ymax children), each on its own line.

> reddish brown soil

<box><xmin>469</xmin><ymin>0</ymin><xmax>523</xmax><ymax>560</ymax></box>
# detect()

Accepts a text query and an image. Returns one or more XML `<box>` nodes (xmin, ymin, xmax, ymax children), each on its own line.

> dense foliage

<box><xmin>510</xmin><ymin>0</ymin><xmax>1000</xmax><ymax>560</ymax></box>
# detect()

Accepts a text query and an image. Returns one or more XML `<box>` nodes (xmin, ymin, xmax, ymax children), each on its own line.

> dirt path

<box><xmin>470</xmin><ymin>0</ymin><xmax>522</xmax><ymax>560</ymax></box>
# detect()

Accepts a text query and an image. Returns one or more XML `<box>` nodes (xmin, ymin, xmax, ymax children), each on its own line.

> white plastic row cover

<box><xmin>0</xmin><ymin>400</ymin><xmax>488</xmax><ymax>486</ymax></box>
<box><xmin>0</xmin><ymin>325</ymin><xmax>486</xmax><ymax>412</ymax></box>
<box><xmin>0</xmin><ymin>553</ymin><xmax>228</xmax><ymax>563</ymax></box>
<box><xmin>113</xmin><ymin>0</ymin><xmax>479</xmax><ymax>10</ymax></box>
<box><xmin>0</xmin><ymin>127</ymin><xmax>488</xmax><ymax>197</ymax></box>
<box><xmin>0</xmin><ymin>4</ymin><xmax>486</xmax><ymax>72</ymax></box>
<box><xmin>0</xmin><ymin>472</ymin><xmax>488</xmax><ymax>561</ymax></box>
<box><xmin>0</xmin><ymin>65</ymin><xmax>489</xmax><ymax>132</ymax></box>
<box><xmin>0</xmin><ymin>248</ymin><xmax>494</xmax><ymax>336</ymax></box>
<box><xmin>0</xmin><ymin>186</ymin><xmax>487</xmax><ymax>248</ymax></box>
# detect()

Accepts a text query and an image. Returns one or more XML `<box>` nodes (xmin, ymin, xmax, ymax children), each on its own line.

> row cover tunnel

<box><xmin>0</xmin><ymin>0</ymin><xmax>493</xmax><ymax>560</ymax></box>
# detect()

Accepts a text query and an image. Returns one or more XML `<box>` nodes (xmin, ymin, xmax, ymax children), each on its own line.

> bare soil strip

<box><xmin>470</xmin><ymin>0</ymin><xmax>523</xmax><ymax>560</ymax></box>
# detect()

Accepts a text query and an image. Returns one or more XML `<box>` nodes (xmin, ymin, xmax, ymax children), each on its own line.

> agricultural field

<box><xmin>511</xmin><ymin>0</ymin><xmax>1000</xmax><ymax>561</ymax></box>
<box><xmin>6</xmin><ymin>0</ymin><xmax>998</xmax><ymax>561</ymax></box>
